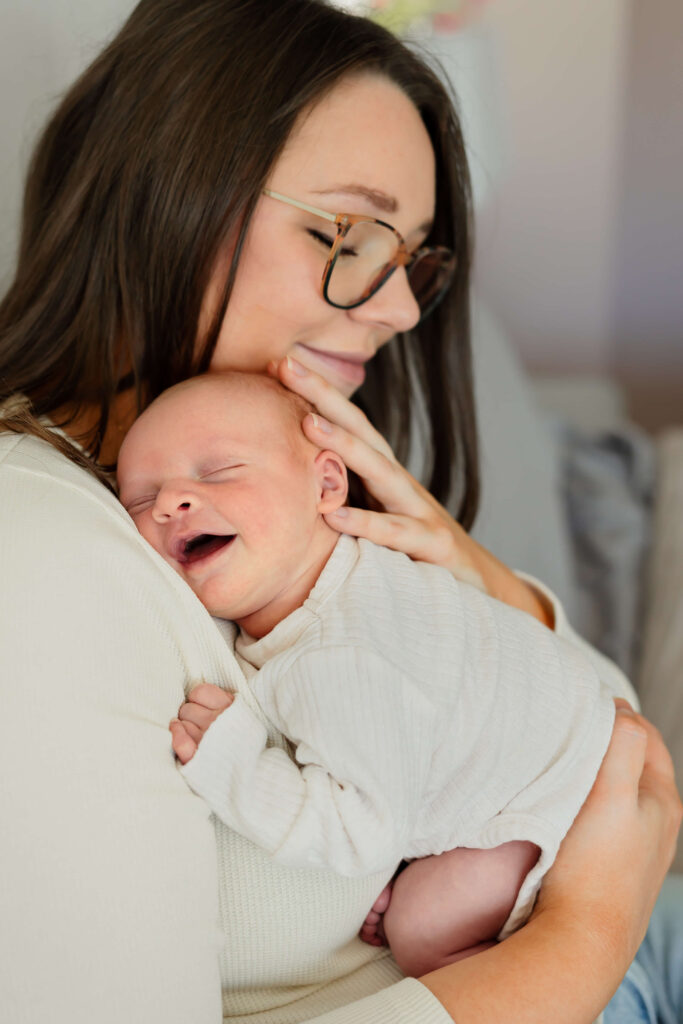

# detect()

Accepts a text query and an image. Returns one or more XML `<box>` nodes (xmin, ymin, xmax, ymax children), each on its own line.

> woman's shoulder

<box><xmin>0</xmin><ymin>429</ymin><xmax>125</xmax><ymax>522</ymax></box>
<box><xmin>1</xmin><ymin>430</ymin><xmax>243</xmax><ymax>686</ymax></box>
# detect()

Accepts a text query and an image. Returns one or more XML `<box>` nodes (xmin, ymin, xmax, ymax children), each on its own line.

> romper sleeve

<box><xmin>182</xmin><ymin>645</ymin><xmax>438</xmax><ymax>875</ymax></box>
<box><xmin>516</xmin><ymin>570</ymin><xmax>640</xmax><ymax>708</ymax></box>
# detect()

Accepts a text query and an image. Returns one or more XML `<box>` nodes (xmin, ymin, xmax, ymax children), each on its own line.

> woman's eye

<box><xmin>308</xmin><ymin>229</ymin><xmax>359</xmax><ymax>259</ymax></box>
<box><xmin>308</xmin><ymin>228</ymin><xmax>335</xmax><ymax>250</ymax></box>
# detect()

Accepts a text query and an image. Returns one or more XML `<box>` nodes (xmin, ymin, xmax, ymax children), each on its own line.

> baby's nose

<box><xmin>152</xmin><ymin>483</ymin><xmax>199</xmax><ymax>522</ymax></box>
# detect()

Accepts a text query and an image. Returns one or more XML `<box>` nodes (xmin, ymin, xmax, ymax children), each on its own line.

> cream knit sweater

<box><xmin>1</xmin><ymin>433</ymin><xmax>631</xmax><ymax>1022</ymax></box>
<box><xmin>0</xmin><ymin>432</ymin><xmax>449</xmax><ymax>1024</ymax></box>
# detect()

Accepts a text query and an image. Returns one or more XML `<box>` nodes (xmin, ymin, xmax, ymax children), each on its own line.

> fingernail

<box><xmin>286</xmin><ymin>355</ymin><xmax>308</xmax><ymax>377</ymax></box>
<box><xmin>331</xmin><ymin>506</ymin><xmax>349</xmax><ymax>518</ymax></box>
<box><xmin>310</xmin><ymin>413</ymin><xmax>332</xmax><ymax>434</ymax></box>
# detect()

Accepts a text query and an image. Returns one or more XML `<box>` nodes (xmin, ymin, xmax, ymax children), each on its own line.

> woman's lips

<box><xmin>294</xmin><ymin>344</ymin><xmax>368</xmax><ymax>387</ymax></box>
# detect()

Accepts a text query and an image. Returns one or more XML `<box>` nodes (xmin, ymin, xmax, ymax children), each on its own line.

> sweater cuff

<box><xmin>302</xmin><ymin>978</ymin><xmax>454</xmax><ymax>1024</ymax></box>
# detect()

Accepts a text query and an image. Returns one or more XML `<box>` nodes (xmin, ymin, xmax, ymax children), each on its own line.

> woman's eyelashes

<box><xmin>307</xmin><ymin>228</ymin><xmax>357</xmax><ymax>258</ymax></box>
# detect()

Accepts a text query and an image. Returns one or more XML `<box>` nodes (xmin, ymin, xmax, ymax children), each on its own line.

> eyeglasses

<box><xmin>262</xmin><ymin>188</ymin><xmax>455</xmax><ymax>320</ymax></box>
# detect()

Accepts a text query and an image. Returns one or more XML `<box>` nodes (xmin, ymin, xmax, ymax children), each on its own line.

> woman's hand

<box><xmin>418</xmin><ymin>702</ymin><xmax>682</xmax><ymax>1024</ymax></box>
<box><xmin>271</xmin><ymin>356</ymin><xmax>554</xmax><ymax>626</ymax></box>
<box><xmin>535</xmin><ymin>700</ymin><xmax>682</xmax><ymax>960</ymax></box>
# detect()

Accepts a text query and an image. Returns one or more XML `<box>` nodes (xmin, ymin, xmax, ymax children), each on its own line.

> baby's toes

<box><xmin>370</xmin><ymin>883</ymin><xmax>393</xmax><ymax>915</ymax></box>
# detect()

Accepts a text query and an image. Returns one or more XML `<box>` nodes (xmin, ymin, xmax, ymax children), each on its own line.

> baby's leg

<box><xmin>383</xmin><ymin>841</ymin><xmax>540</xmax><ymax>977</ymax></box>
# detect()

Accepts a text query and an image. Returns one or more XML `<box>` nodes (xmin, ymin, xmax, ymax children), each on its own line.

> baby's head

<box><xmin>117</xmin><ymin>372</ymin><xmax>348</xmax><ymax>637</ymax></box>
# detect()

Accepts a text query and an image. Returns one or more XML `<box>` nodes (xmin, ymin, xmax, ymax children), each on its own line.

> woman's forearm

<box><xmin>421</xmin><ymin>703</ymin><xmax>682</xmax><ymax>1024</ymax></box>
<box><xmin>420</xmin><ymin>908</ymin><xmax>615</xmax><ymax>1024</ymax></box>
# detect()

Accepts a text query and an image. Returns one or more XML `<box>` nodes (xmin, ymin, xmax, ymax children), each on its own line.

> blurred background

<box><xmin>1</xmin><ymin>0</ymin><xmax>681</xmax><ymax>430</ymax></box>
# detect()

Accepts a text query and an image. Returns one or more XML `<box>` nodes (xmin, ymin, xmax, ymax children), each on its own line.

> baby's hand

<box><xmin>169</xmin><ymin>683</ymin><xmax>234</xmax><ymax>764</ymax></box>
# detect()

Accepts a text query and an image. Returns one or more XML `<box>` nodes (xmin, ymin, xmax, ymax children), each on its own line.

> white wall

<box><xmin>2</xmin><ymin>1</ymin><xmax>681</xmax><ymax>427</ymax></box>
<box><xmin>612</xmin><ymin>0</ymin><xmax>683</xmax><ymax>429</ymax></box>
<box><xmin>0</xmin><ymin>0</ymin><xmax>134</xmax><ymax>288</ymax></box>
<box><xmin>466</xmin><ymin>0</ymin><xmax>631</xmax><ymax>373</ymax></box>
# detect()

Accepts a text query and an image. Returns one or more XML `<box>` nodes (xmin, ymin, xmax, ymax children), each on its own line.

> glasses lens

<box><xmin>325</xmin><ymin>221</ymin><xmax>398</xmax><ymax>308</ymax></box>
<box><xmin>326</xmin><ymin>221</ymin><xmax>455</xmax><ymax>316</ymax></box>
<box><xmin>408</xmin><ymin>249</ymin><xmax>456</xmax><ymax>317</ymax></box>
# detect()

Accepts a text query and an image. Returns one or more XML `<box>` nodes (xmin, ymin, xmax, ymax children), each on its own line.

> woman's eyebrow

<box><xmin>312</xmin><ymin>183</ymin><xmax>398</xmax><ymax>214</ymax></box>
<box><xmin>312</xmin><ymin>184</ymin><xmax>433</xmax><ymax>236</ymax></box>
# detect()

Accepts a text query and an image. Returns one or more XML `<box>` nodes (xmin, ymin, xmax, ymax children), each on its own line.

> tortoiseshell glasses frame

<box><xmin>262</xmin><ymin>188</ymin><xmax>456</xmax><ymax>319</ymax></box>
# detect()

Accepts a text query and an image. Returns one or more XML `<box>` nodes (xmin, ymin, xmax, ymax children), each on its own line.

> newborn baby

<box><xmin>117</xmin><ymin>370</ymin><xmax>617</xmax><ymax>976</ymax></box>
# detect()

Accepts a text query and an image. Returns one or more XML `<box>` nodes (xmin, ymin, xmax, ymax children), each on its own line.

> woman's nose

<box><xmin>151</xmin><ymin>482</ymin><xmax>200</xmax><ymax>523</ymax></box>
<box><xmin>347</xmin><ymin>266</ymin><xmax>420</xmax><ymax>334</ymax></box>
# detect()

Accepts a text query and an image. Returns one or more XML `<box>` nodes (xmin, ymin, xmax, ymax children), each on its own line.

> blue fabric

<box><xmin>605</xmin><ymin>875</ymin><xmax>683</xmax><ymax>1023</ymax></box>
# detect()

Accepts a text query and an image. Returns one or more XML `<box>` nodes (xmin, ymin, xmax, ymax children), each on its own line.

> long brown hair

<box><xmin>0</xmin><ymin>0</ymin><xmax>478</xmax><ymax>527</ymax></box>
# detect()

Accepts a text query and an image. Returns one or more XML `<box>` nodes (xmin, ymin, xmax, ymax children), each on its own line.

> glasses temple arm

<box><xmin>262</xmin><ymin>188</ymin><xmax>337</xmax><ymax>223</ymax></box>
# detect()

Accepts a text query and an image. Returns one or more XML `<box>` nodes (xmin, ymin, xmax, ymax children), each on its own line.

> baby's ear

<box><xmin>314</xmin><ymin>450</ymin><xmax>348</xmax><ymax>514</ymax></box>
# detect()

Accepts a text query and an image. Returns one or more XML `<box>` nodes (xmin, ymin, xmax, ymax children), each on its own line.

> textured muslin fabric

<box><xmin>183</xmin><ymin>535</ymin><xmax>636</xmax><ymax>940</ymax></box>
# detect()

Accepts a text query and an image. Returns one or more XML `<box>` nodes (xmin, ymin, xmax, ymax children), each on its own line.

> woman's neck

<box><xmin>60</xmin><ymin>388</ymin><xmax>138</xmax><ymax>466</ymax></box>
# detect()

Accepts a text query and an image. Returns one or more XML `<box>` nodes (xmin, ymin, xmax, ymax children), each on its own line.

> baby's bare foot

<box><xmin>359</xmin><ymin>883</ymin><xmax>392</xmax><ymax>946</ymax></box>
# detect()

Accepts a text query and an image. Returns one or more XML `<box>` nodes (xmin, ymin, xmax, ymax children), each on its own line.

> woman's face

<box><xmin>206</xmin><ymin>73</ymin><xmax>436</xmax><ymax>398</ymax></box>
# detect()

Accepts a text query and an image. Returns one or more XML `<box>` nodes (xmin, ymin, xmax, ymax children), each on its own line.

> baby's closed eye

<box><xmin>199</xmin><ymin>463</ymin><xmax>245</xmax><ymax>481</ymax></box>
<box><xmin>124</xmin><ymin>494</ymin><xmax>157</xmax><ymax>516</ymax></box>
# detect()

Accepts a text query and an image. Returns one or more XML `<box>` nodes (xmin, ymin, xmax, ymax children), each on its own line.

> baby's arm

<box><xmin>169</xmin><ymin>683</ymin><xmax>234</xmax><ymax>763</ymax></box>
<box><xmin>178</xmin><ymin>645</ymin><xmax>436</xmax><ymax>876</ymax></box>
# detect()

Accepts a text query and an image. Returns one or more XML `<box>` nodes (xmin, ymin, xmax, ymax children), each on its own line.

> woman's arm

<box><xmin>299</xmin><ymin>703</ymin><xmax>682</xmax><ymax>1024</ymax></box>
<box><xmin>272</xmin><ymin>357</ymin><xmax>553</xmax><ymax>625</ymax></box>
<box><xmin>420</xmin><ymin>703</ymin><xmax>681</xmax><ymax>1024</ymax></box>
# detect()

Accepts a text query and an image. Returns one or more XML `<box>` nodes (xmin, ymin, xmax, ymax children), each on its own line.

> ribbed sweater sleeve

<box><xmin>298</xmin><ymin>977</ymin><xmax>452</xmax><ymax>1024</ymax></box>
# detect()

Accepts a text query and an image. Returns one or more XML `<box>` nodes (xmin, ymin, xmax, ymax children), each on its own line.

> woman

<box><xmin>0</xmin><ymin>2</ymin><xmax>680</xmax><ymax>1022</ymax></box>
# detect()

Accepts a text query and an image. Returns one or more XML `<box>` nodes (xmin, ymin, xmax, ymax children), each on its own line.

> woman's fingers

<box><xmin>273</xmin><ymin>356</ymin><xmax>396</xmax><ymax>460</ymax></box>
<box><xmin>323</xmin><ymin>505</ymin><xmax>485</xmax><ymax>587</ymax></box>
<box><xmin>303</xmin><ymin>412</ymin><xmax>433</xmax><ymax>518</ymax></box>
<box><xmin>593</xmin><ymin>705</ymin><xmax>649</xmax><ymax>800</ymax></box>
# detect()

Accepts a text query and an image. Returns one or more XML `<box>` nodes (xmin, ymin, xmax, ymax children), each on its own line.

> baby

<box><xmin>117</xmin><ymin>371</ymin><xmax>618</xmax><ymax>976</ymax></box>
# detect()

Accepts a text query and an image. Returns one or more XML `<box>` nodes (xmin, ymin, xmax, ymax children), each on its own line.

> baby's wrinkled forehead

<box><xmin>121</xmin><ymin>371</ymin><xmax>314</xmax><ymax>471</ymax></box>
<box><xmin>178</xmin><ymin>372</ymin><xmax>314</xmax><ymax>438</ymax></box>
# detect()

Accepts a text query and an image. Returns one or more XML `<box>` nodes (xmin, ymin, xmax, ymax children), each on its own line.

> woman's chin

<box><xmin>291</xmin><ymin>343</ymin><xmax>366</xmax><ymax>397</ymax></box>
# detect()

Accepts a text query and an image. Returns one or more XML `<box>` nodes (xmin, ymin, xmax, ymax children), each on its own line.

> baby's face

<box><xmin>117</xmin><ymin>376</ymin><xmax>337</xmax><ymax>627</ymax></box>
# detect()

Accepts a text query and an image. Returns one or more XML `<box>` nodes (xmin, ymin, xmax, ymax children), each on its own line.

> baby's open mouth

<box><xmin>177</xmin><ymin>533</ymin><xmax>235</xmax><ymax>565</ymax></box>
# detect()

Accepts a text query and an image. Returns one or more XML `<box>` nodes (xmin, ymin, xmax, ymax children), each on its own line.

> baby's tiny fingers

<box><xmin>178</xmin><ymin>719</ymin><xmax>204</xmax><ymax>746</ymax></box>
<box><xmin>178</xmin><ymin>701</ymin><xmax>220</xmax><ymax>733</ymax></box>
<box><xmin>187</xmin><ymin>683</ymin><xmax>234</xmax><ymax>711</ymax></box>
<box><xmin>169</xmin><ymin>720</ymin><xmax>198</xmax><ymax>765</ymax></box>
